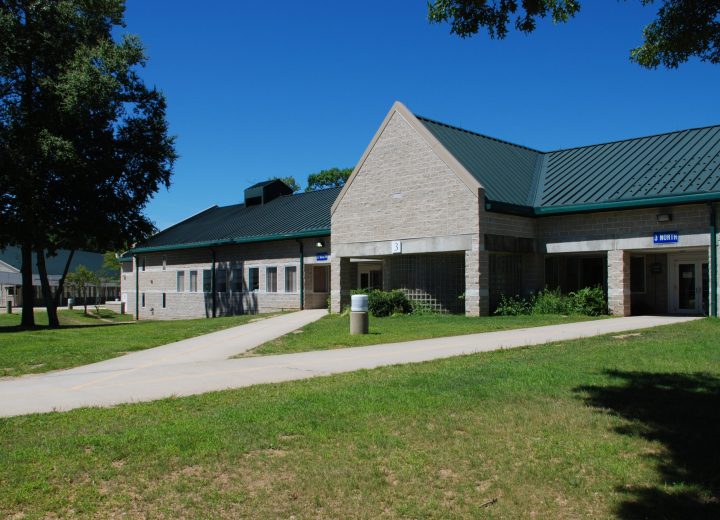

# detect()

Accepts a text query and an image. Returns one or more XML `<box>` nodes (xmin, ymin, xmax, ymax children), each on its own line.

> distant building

<box><xmin>0</xmin><ymin>247</ymin><xmax>120</xmax><ymax>308</ymax></box>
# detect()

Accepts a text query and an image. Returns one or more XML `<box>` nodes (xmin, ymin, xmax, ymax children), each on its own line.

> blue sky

<box><xmin>122</xmin><ymin>0</ymin><xmax>720</xmax><ymax>230</ymax></box>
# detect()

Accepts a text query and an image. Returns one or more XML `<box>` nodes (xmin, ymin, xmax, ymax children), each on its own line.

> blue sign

<box><xmin>316</xmin><ymin>252</ymin><xmax>329</xmax><ymax>262</ymax></box>
<box><xmin>653</xmin><ymin>231</ymin><xmax>679</xmax><ymax>244</ymax></box>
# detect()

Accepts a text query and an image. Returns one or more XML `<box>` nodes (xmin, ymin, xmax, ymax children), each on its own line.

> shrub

<box><xmin>532</xmin><ymin>288</ymin><xmax>570</xmax><ymax>315</ymax></box>
<box><xmin>494</xmin><ymin>294</ymin><xmax>532</xmax><ymax>316</ymax></box>
<box><xmin>493</xmin><ymin>287</ymin><xmax>607</xmax><ymax>317</ymax></box>
<box><xmin>353</xmin><ymin>289</ymin><xmax>413</xmax><ymax>317</ymax></box>
<box><xmin>568</xmin><ymin>286</ymin><xmax>606</xmax><ymax>316</ymax></box>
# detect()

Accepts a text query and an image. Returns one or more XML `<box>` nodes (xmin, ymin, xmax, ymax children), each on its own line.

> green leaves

<box><xmin>305</xmin><ymin>167</ymin><xmax>352</xmax><ymax>192</ymax></box>
<box><xmin>427</xmin><ymin>0</ymin><xmax>581</xmax><ymax>40</ymax></box>
<box><xmin>428</xmin><ymin>0</ymin><xmax>720</xmax><ymax>69</ymax></box>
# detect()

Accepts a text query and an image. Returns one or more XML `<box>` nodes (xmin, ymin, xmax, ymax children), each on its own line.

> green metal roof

<box><xmin>0</xmin><ymin>247</ymin><xmax>106</xmax><ymax>275</ymax></box>
<box><xmin>418</xmin><ymin>116</ymin><xmax>543</xmax><ymax>206</ymax></box>
<box><xmin>131</xmin><ymin>186</ymin><xmax>339</xmax><ymax>254</ymax></box>
<box><xmin>539</xmin><ymin>125</ymin><xmax>720</xmax><ymax>210</ymax></box>
<box><xmin>417</xmin><ymin>115</ymin><xmax>720</xmax><ymax>214</ymax></box>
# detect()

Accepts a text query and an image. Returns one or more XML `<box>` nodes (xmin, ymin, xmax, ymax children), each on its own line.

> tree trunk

<box><xmin>54</xmin><ymin>250</ymin><xmax>75</xmax><ymax>307</ymax></box>
<box><xmin>20</xmin><ymin>241</ymin><xmax>35</xmax><ymax>327</ymax></box>
<box><xmin>35</xmin><ymin>246</ymin><xmax>60</xmax><ymax>328</ymax></box>
<box><xmin>83</xmin><ymin>288</ymin><xmax>88</xmax><ymax>315</ymax></box>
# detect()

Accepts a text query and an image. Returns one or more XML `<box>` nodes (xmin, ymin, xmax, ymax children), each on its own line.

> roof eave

<box><xmin>534</xmin><ymin>192</ymin><xmax>720</xmax><ymax>216</ymax></box>
<box><xmin>129</xmin><ymin>228</ymin><xmax>331</xmax><ymax>255</ymax></box>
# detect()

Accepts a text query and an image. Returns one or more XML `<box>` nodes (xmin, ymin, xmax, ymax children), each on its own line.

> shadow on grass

<box><xmin>577</xmin><ymin>370</ymin><xmax>720</xmax><ymax>519</ymax></box>
<box><xmin>0</xmin><ymin>321</ymin><xmax>134</xmax><ymax>333</ymax></box>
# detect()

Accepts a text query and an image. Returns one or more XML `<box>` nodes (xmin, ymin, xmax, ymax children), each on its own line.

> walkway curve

<box><xmin>0</xmin><ymin>314</ymin><xmax>698</xmax><ymax>417</ymax></box>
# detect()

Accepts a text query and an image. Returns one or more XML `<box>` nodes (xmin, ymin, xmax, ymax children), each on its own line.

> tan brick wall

<box><xmin>332</xmin><ymin>112</ymin><xmax>479</xmax><ymax>245</ymax></box>
<box><xmin>331</xmin><ymin>111</ymin><xmax>482</xmax><ymax>313</ymax></box>
<box><xmin>539</xmin><ymin>204</ymin><xmax>709</xmax><ymax>246</ymax></box>
<box><xmin>121</xmin><ymin>236</ymin><xmax>330</xmax><ymax>320</ymax></box>
<box><xmin>608</xmin><ymin>249</ymin><xmax>631</xmax><ymax>316</ymax></box>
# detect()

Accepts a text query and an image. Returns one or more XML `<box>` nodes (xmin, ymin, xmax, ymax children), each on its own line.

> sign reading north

<box><xmin>653</xmin><ymin>231</ymin><xmax>679</xmax><ymax>244</ymax></box>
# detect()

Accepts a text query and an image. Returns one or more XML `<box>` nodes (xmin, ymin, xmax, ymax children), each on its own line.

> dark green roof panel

<box><xmin>136</xmin><ymin>186</ymin><xmax>340</xmax><ymax>251</ymax></box>
<box><xmin>418</xmin><ymin>111</ymin><xmax>720</xmax><ymax>212</ymax></box>
<box><xmin>539</xmin><ymin>125</ymin><xmax>720</xmax><ymax>209</ymax></box>
<box><xmin>418</xmin><ymin>116</ymin><xmax>542</xmax><ymax>206</ymax></box>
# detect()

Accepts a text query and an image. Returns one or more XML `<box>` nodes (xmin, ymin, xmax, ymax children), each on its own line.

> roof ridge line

<box><xmin>549</xmin><ymin>123</ymin><xmax>720</xmax><ymax>154</ymax></box>
<box><xmin>415</xmin><ymin>114</ymin><xmax>543</xmax><ymax>153</ymax></box>
<box><xmin>145</xmin><ymin>204</ymin><xmax>220</xmax><ymax>241</ymax></box>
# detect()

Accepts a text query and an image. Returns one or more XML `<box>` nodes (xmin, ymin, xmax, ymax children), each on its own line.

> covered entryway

<box><xmin>338</xmin><ymin>253</ymin><xmax>466</xmax><ymax>313</ymax></box>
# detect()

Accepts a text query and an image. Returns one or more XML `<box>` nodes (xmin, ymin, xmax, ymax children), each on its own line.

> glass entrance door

<box><xmin>671</xmin><ymin>256</ymin><xmax>708</xmax><ymax>315</ymax></box>
<box><xmin>677</xmin><ymin>263</ymin><xmax>696</xmax><ymax>311</ymax></box>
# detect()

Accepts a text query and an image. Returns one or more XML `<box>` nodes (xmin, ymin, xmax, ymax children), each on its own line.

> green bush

<box><xmin>568</xmin><ymin>286</ymin><xmax>607</xmax><ymax>316</ymax></box>
<box><xmin>353</xmin><ymin>289</ymin><xmax>413</xmax><ymax>317</ymax></box>
<box><xmin>532</xmin><ymin>288</ymin><xmax>570</xmax><ymax>315</ymax></box>
<box><xmin>494</xmin><ymin>294</ymin><xmax>532</xmax><ymax>316</ymax></box>
<box><xmin>494</xmin><ymin>287</ymin><xmax>607</xmax><ymax>317</ymax></box>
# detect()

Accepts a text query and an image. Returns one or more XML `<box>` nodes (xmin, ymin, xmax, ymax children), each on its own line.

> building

<box><xmin>120</xmin><ymin>180</ymin><xmax>335</xmax><ymax>319</ymax></box>
<box><xmin>124</xmin><ymin>102</ymin><xmax>720</xmax><ymax>319</ymax></box>
<box><xmin>0</xmin><ymin>247</ymin><xmax>120</xmax><ymax>308</ymax></box>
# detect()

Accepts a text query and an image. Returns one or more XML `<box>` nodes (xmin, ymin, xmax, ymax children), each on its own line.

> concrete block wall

<box><xmin>121</xmin><ymin>236</ymin><xmax>330</xmax><ymax>320</ymax></box>
<box><xmin>539</xmin><ymin>204</ymin><xmax>710</xmax><ymax>250</ymax></box>
<box><xmin>331</xmin><ymin>110</ymin><xmax>481</xmax><ymax>314</ymax></box>
<box><xmin>332</xmin><ymin>112</ymin><xmax>479</xmax><ymax>244</ymax></box>
<box><xmin>608</xmin><ymin>249</ymin><xmax>631</xmax><ymax>316</ymax></box>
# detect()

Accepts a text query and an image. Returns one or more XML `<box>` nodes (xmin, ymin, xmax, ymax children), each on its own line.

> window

<box><xmin>177</xmin><ymin>271</ymin><xmax>185</xmax><ymax>292</ymax></box>
<box><xmin>249</xmin><ymin>267</ymin><xmax>259</xmax><ymax>292</ymax></box>
<box><xmin>266</xmin><ymin>267</ymin><xmax>278</xmax><ymax>293</ymax></box>
<box><xmin>313</xmin><ymin>266</ymin><xmax>330</xmax><ymax>293</ymax></box>
<box><xmin>162</xmin><ymin>256</ymin><xmax>167</xmax><ymax>271</ymax></box>
<box><xmin>216</xmin><ymin>269</ymin><xmax>228</xmax><ymax>292</ymax></box>
<box><xmin>189</xmin><ymin>270</ymin><xmax>198</xmax><ymax>292</ymax></box>
<box><xmin>141</xmin><ymin>293</ymin><xmax>146</xmax><ymax>307</ymax></box>
<box><xmin>162</xmin><ymin>293</ymin><xmax>166</xmax><ymax>308</ymax></box>
<box><xmin>141</xmin><ymin>258</ymin><xmax>146</xmax><ymax>271</ymax></box>
<box><xmin>203</xmin><ymin>269</ymin><xmax>212</xmax><ymax>292</ymax></box>
<box><xmin>631</xmin><ymin>256</ymin><xmax>646</xmax><ymax>293</ymax></box>
<box><xmin>231</xmin><ymin>268</ymin><xmax>243</xmax><ymax>292</ymax></box>
<box><xmin>285</xmin><ymin>266</ymin><xmax>297</xmax><ymax>293</ymax></box>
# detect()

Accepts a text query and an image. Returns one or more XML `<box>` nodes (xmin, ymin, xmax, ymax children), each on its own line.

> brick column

<box><xmin>465</xmin><ymin>237</ymin><xmax>490</xmax><ymax>316</ymax></box>
<box><xmin>607</xmin><ymin>249</ymin><xmax>631</xmax><ymax>316</ymax></box>
<box><xmin>330</xmin><ymin>256</ymin><xmax>351</xmax><ymax>313</ymax></box>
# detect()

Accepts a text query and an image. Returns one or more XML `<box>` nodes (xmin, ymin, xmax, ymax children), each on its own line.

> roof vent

<box><xmin>244</xmin><ymin>179</ymin><xmax>293</xmax><ymax>207</ymax></box>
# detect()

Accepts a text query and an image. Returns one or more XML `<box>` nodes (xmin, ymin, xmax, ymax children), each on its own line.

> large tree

<box><xmin>0</xmin><ymin>0</ymin><xmax>176</xmax><ymax>328</ymax></box>
<box><xmin>427</xmin><ymin>0</ymin><xmax>720</xmax><ymax>68</ymax></box>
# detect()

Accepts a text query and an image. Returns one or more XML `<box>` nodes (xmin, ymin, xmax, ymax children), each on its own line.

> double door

<box><xmin>669</xmin><ymin>255</ymin><xmax>709</xmax><ymax>315</ymax></box>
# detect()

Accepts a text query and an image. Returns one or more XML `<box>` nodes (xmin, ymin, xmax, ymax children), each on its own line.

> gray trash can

<box><xmin>350</xmin><ymin>294</ymin><xmax>369</xmax><ymax>335</ymax></box>
<box><xmin>67</xmin><ymin>297</ymin><xmax>74</xmax><ymax>310</ymax></box>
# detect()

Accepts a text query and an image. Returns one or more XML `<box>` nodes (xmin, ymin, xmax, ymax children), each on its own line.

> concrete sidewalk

<box><xmin>0</xmin><ymin>315</ymin><xmax>698</xmax><ymax>417</ymax></box>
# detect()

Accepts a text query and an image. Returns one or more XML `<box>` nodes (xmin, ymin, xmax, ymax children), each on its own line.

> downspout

<box><xmin>710</xmin><ymin>203</ymin><xmax>718</xmax><ymax>318</ymax></box>
<box><xmin>296</xmin><ymin>239</ymin><xmax>304</xmax><ymax>310</ymax></box>
<box><xmin>134</xmin><ymin>255</ymin><xmax>139</xmax><ymax>321</ymax></box>
<box><xmin>210</xmin><ymin>248</ymin><xmax>217</xmax><ymax>318</ymax></box>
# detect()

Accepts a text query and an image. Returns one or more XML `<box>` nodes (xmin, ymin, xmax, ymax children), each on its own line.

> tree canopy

<box><xmin>427</xmin><ymin>0</ymin><xmax>720</xmax><ymax>68</ymax></box>
<box><xmin>305</xmin><ymin>167</ymin><xmax>353</xmax><ymax>192</ymax></box>
<box><xmin>0</xmin><ymin>0</ymin><xmax>176</xmax><ymax>327</ymax></box>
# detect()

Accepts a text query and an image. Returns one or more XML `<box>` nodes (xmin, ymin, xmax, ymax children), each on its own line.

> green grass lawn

<box><xmin>0</xmin><ymin>310</ymin><xmax>274</xmax><ymax>377</ymax></box>
<box><xmin>2</xmin><ymin>319</ymin><xmax>717</xmax><ymax>518</ymax></box>
<box><xmin>247</xmin><ymin>312</ymin><xmax>603</xmax><ymax>356</ymax></box>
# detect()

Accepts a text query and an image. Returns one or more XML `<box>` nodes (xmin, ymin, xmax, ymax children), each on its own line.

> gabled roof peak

<box><xmin>415</xmin><ymin>114</ymin><xmax>542</xmax><ymax>153</ymax></box>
